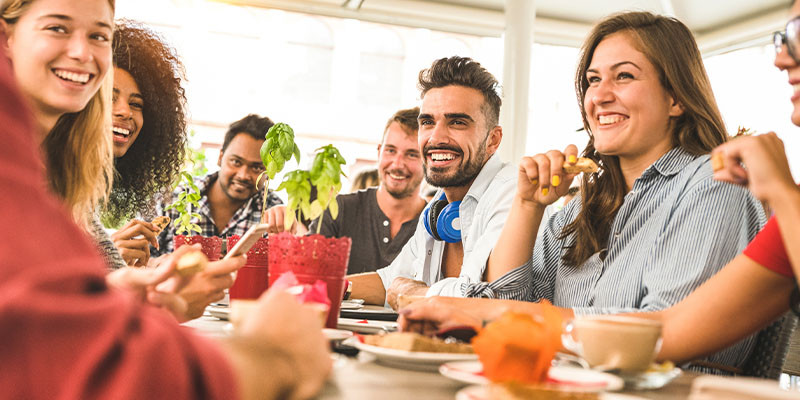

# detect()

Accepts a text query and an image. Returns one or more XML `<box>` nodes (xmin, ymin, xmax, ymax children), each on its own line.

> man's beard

<box><xmin>383</xmin><ymin>170</ymin><xmax>421</xmax><ymax>199</ymax></box>
<box><xmin>423</xmin><ymin>137</ymin><xmax>488</xmax><ymax>188</ymax></box>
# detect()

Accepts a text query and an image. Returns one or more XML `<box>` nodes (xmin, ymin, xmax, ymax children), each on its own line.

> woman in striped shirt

<box><xmin>401</xmin><ymin>11</ymin><xmax>768</xmax><ymax>371</ymax></box>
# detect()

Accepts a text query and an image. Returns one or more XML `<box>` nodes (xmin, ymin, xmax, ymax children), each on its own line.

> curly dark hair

<box><xmin>103</xmin><ymin>19</ymin><xmax>188</xmax><ymax>226</ymax></box>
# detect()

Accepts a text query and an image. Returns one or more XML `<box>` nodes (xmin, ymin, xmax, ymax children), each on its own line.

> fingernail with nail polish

<box><xmin>552</xmin><ymin>176</ymin><xmax>560</xmax><ymax>187</ymax></box>
<box><xmin>542</xmin><ymin>187</ymin><xmax>549</xmax><ymax>196</ymax></box>
<box><xmin>568</xmin><ymin>155</ymin><xmax>577</xmax><ymax>164</ymax></box>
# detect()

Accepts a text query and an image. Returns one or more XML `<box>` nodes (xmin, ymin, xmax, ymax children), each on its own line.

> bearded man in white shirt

<box><xmin>349</xmin><ymin>56</ymin><xmax>516</xmax><ymax>309</ymax></box>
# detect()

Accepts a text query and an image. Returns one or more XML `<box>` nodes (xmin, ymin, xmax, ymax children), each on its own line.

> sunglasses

<box><xmin>774</xmin><ymin>16</ymin><xmax>800</xmax><ymax>63</ymax></box>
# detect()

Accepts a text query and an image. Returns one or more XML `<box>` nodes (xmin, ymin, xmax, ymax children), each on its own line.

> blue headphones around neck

<box><xmin>422</xmin><ymin>192</ymin><xmax>461</xmax><ymax>243</ymax></box>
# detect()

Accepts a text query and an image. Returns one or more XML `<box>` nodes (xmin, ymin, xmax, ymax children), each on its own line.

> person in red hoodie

<box><xmin>0</xmin><ymin>2</ymin><xmax>330</xmax><ymax>399</ymax></box>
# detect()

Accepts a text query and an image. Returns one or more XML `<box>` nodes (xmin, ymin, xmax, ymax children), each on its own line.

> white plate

<box><xmin>456</xmin><ymin>385</ymin><xmax>646</xmax><ymax>400</ymax></box>
<box><xmin>442</xmin><ymin>361</ymin><xmax>624</xmax><ymax>392</ymax></box>
<box><xmin>337</xmin><ymin>317</ymin><xmax>397</xmax><ymax>334</ymax></box>
<box><xmin>323</xmin><ymin>328</ymin><xmax>354</xmax><ymax>343</ymax></box>
<box><xmin>352</xmin><ymin>338</ymin><xmax>477</xmax><ymax>372</ymax></box>
<box><xmin>206</xmin><ymin>305</ymin><xmax>230</xmax><ymax>320</ymax></box>
<box><xmin>340</xmin><ymin>299</ymin><xmax>365</xmax><ymax>309</ymax></box>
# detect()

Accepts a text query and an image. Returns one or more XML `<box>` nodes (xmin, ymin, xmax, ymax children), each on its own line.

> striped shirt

<box><xmin>470</xmin><ymin>147</ymin><xmax>767</xmax><ymax>370</ymax></box>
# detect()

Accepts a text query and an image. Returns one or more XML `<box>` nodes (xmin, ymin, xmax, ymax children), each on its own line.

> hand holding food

<box><xmin>111</xmin><ymin>219</ymin><xmax>161</xmax><ymax>266</ymax></box>
<box><xmin>176</xmin><ymin>249</ymin><xmax>208</xmax><ymax>276</ymax></box>
<box><xmin>516</xmin><ymin>144</ymin><xmax>585</xmax><ymax>206</ymax></box>
<box><xmin>711</xmin><ymin>132</ymin><xmax>797</xmax><ymax>203</ymax></box>
<box><xmin>238</xmin><ymin>289</ymin><xmax>332</xmax><ymax>400</ymax></box>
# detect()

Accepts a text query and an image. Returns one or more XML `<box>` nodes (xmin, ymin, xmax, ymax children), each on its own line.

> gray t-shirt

<box><xmin>309</xmin><ymin>188</ymin><xmax>419</xmax><ymax>275</ymax></box>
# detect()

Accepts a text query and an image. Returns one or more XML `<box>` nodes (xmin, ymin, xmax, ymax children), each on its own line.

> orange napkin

<box><xmin>472</xmin><ymin>301</ymin><xmax>563</xmax><ymax>384</ymax></box>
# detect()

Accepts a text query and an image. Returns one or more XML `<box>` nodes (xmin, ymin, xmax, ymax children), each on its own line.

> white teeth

<box><xmin>431</xmin><ymin>153</ymin><xmax>456</xmax><ymax>161</ymax></box>
<box><xmin>53</xmin><ymin>69</ymin><xmax>90</xmax><ymax>84</ymax></box>
<box><xmin>112</xmin><ymin>127</ymin><xmax>130</xmax><ymax>136</ymax></box>
<box><xmin>598</xmin><ymin>114</ymin><xmax>627</xmax><ymax>125</ymax></box>
<box><xmin>388</xmin><ymin>173</ymin><xmax>406</xmax><ymax>180</ymax></box>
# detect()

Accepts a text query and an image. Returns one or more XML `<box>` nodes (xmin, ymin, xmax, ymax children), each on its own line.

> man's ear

<box><xmin>485</xmin><ymin>125</ymin><xmax>503</xmax><ymax>156</ymax></box>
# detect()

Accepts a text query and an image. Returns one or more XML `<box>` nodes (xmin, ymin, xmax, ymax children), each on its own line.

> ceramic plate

<box><xmin>323</xmin><ymin>328</ymin><xmax>354</xmax><ymax>343</ymax></box>
<box><xmin>618</xmin><ymin>367</ymin><xmax>682</xmax><ymax>390</ymax></box>
<box><xmin>337</xmin><ymin>317</ymin><xmax>398</xmax><ymax>334</ymax></box>
<box><xmin>351</xmin><ymin>338</ymin><xmax>477</xmax><ymax>372</ymax></box>
<box><xmin>442</xmin><ymin>361</ymin><xmax>624</xmax><ymax>392</ymax></box>
<box><xmin>456</xmin><ymin>385</ymin><xmax>647</xmax><ymax>400</ymax></box>
<box><xmin>340</xmin><ymin>305</ymin><xmax>398</xmax><ymax>321</ymax></box>
<box><xmin>206</xmin><ymin>305</ymin><xmax>230</xmax><ymax>321</ymax></box>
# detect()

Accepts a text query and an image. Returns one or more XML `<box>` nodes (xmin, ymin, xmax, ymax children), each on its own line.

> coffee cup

<box><xmin>562</xmin><ymin>315</ymin><xmax>662</xmax><ymax>372</ymax></box>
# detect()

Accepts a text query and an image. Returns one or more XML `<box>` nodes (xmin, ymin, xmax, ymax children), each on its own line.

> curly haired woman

<box><xmin>105</xmin><ymin>19</ymin><xmax>189</xmax><ymax>267</ymax></box>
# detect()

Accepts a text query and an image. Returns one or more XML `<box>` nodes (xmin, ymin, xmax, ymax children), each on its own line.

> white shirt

<box><xmin>376</xmin><ymin>154</ymin><xmax>516</xmax><ymax>299</ymax></box>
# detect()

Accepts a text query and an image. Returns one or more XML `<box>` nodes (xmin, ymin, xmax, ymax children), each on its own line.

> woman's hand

<box><xmin>168</xmin><ymin>255</ymin><xmax>245</xmax><ymax>322</ymax></box>
<box><xmin>712</xmin><ymin>133</ymin><xmax>798</xmax><ymax>203</ymax></box>
<box><xmin>516</xmin><ymin>145</ymin><xmax>580</xmax><ymax>206</ymax></box>
<box><xmin>106</xmin><ymin>244</ymin><xmax>199</xmax><ymax>317</ymax></box>
<box><xmin>111</xmin><ymin>219</ymin><xmax>160</xmax><ymax>267</ymax></box>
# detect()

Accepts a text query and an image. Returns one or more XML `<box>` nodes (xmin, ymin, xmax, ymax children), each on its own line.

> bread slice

<box><xmin>363</xmin><ymin>332</ymin><xmax>473</xmax><ymax>354</ymax></box>
<box><xmin>176</xmin><ymin>250</ymin><xmax>207</xmax><ymax>276</ymax></box>
<box><xmin>563</xmin><ymin>158</ymin><xmax>598</xmax><ymax>174</ymax></box>
<box><xmin>151</xmin><ymin>216</ymin><xmax>171</xmax><ymax>232</ymax></box>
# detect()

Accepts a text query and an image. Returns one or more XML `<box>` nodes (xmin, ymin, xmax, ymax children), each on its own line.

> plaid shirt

<box><xmin>152</xmin><ymin>172</ymin><xmax>282</xmax><ymax>256</ymax></box>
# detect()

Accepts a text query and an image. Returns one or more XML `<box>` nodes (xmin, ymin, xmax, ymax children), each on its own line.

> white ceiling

<box><xmin>219</xmin><ymin>0</ymin><xmax>793</xmax><ymax>54</ymax></box>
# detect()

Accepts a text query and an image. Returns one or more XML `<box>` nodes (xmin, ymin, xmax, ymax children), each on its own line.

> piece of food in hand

<box><xmin>151</xmin><ymin>216</ymin><xmax>171</xmax><ymax>232</ymax></box>
<box><xmin>176</xmin><ymin>250</ymin><xmax>208</xmax><ymax>277</ymax></box>
<box><xmin>472</xmin><ymin>301</ymin><xmax>563</xmax><ymax>384</ymax></box>
<box><xmin>363</xmin><ymin>332</ymin><xmax>473</xmax><ymax>354</ymax></box>
<box><xmin>711</xmin><ymin>152</ymin><xmax>724</xmax><ymax>172</ymax></box>
<box><xmin>562</xmin><ymin>157</ymin><xmax>598</xmax><ymax>174</ymax></box>
<box><xmin>488</xmin><ymin>382</ymin><xmax>599</xmax><ymax>400</ymax></box>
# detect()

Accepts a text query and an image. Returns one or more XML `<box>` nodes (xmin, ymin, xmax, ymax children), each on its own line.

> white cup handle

<box><xmin>561</xmin><ymin>319</ymin><xmax>583</xmax><ymax>356</ymax></box>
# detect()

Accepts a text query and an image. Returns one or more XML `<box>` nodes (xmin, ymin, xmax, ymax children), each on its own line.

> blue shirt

<box><xmin>473</xmin><ymin>147</ymin><xmax>767</xmax><ymax>370</ymax></box>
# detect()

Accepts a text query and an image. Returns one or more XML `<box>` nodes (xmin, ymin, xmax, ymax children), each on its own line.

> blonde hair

<box><xmin>2</xmin><ymin>0</ymin><xmax>116</xmax><ymax>229</ymax></box>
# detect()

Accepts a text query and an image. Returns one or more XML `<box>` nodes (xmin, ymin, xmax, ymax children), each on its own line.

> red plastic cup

<box><xmin>228</xmin><ymin>235</ymin><xmax>269</xmax><ymax>300</ymax></box>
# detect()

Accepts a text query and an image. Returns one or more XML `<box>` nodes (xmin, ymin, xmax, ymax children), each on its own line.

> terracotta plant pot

<box><xmin>227</xmin><ymin>235</ymin><xmax>269</xmax><ymax>300</ymax></box>
<box><xmin>174</xmin><ymin>235</ymin><xmax>223</xmax><ymax>261</ymax></box>
<box><xmin>268</xmin><ymin>232</ymin><xmax>352</xmax><ymax>329</ymax></box>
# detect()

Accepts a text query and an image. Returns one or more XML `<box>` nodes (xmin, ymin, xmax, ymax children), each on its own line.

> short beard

<box><xmin>423</xmin><ymin>136</ymin><xmax>489</xmax><ymax>188</ymax></box>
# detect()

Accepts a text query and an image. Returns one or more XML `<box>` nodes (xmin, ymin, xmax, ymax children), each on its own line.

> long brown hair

<box><xmin>2</xmin><ymin>0</ymin><xmax>116</xmax><ymax>229</ymax></box>
<box><xmin>561</xmin><ymin>11</ymin><xmax>727</xmax><ymax>267</ymax></box>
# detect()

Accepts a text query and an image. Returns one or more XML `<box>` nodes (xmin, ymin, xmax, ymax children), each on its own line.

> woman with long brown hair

<box><xmin>401</xmin><ymin>11</ymin><xmax>766</xmax><ymax>372</ymax></box>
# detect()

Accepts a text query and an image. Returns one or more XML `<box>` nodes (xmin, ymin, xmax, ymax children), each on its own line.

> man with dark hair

<box><xmin>266</xmin><ymin>107</ymin><xmax>426</xmax><ymax>275</ymax></box>
<box><xmin>349</xmin><ymin>57</ymin><xmax>517</xmax><ymax>308</ymax></box>
<box><xmin>154</xmin><ymin>114</ymin><xmax>283</xmax><ymax>255</ymax></box>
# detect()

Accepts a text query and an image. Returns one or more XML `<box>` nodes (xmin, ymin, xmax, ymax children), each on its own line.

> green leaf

<box><xmin>292</xmin><ymin>144</ymin><xmax>301</xmax><ymax>163</ymax></box>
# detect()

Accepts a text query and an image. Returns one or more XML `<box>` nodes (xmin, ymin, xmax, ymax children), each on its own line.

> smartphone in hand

<box><xmin>224</xmin><ymin>223</ymin><xmax>269</xmax><ymax>260</ymax></box>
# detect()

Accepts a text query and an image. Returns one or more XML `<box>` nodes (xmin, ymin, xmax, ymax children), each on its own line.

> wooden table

<box><xmin>184</xmin><ymin>316</ymin><xmax>699</xmax><ymax>399</ymax></box>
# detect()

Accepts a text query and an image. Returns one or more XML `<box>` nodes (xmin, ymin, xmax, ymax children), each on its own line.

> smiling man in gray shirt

<box><xmin>309</xmin><ymin>107</ymin><xmax>427</xmax><ymax>275</ymax></box>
